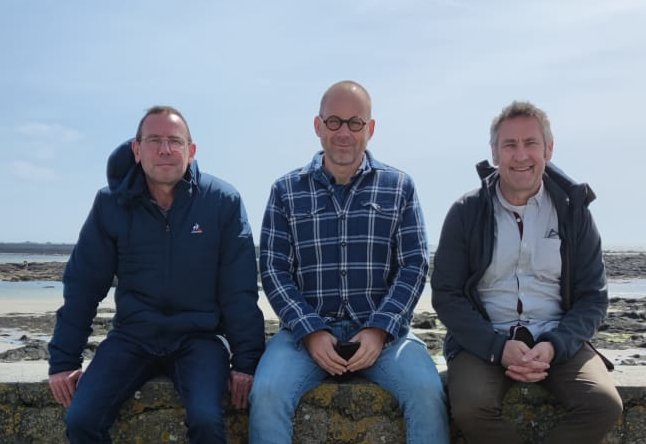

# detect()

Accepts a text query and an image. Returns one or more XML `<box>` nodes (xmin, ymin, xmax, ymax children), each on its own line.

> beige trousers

<box><xmin>447</xmin><ymin>343</ymin><xmax>623</xmax><ymax>444</ymax></box>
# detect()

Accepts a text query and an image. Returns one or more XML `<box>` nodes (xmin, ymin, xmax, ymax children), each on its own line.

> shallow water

<box><xmin>0</xmin><ymin>279</ymin><xmax>643</xmax><ymax>362</ymax></box>
<box><xmin>0</xmin><ymin>253</ymin><xmax>69</xmax><ymax>264</ymax></box>
<box><xmin>0</xmin><ymin>281</ymin><xmax>116</xmax><ymax>315</ymax></box>
<box><xmin>0</xmin><ymin>278</ymin><xmax>643</xmax><ymax>317</ymax></box>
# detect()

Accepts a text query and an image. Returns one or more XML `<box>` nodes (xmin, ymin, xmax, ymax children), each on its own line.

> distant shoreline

<box><xmin>1</xmin><ymin>252</ymin><xmax>645</xmax><ymax>282</ymax></box>
<box><xmin>0</xmin><ymin>243</ymin><xmax>74</xmax><ymax>255</ymax></box>
<box><xmin>1</xmin><ymin>242</ymin><xmax>645</xmax><ymax>256</ymax></box>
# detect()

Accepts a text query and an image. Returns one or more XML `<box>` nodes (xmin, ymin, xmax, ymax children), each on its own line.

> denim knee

<box><xmin>184</xmin><ymin>405</ymin><xmax>226</xmax><ymax>443</ymax></box>
<box><xmin>249</xmin><ymin>374</ymin><xmax>281</xmax><ymax>408</ymax></box>
<box><xmin>65</xmin><ymin>401</ymin><xmax>112</xmax><ymax>443</ymax></box>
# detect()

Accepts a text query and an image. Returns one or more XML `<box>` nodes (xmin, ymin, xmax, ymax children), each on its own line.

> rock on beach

<box><xmin>1</xmin><ymin>252</ymin><xmax>645</xmax><ymax>282</ymax></box>
<box><xmin>0</xmin><ymin>252</ymin><xmax>645</xmax><ymax>365</ymax></box>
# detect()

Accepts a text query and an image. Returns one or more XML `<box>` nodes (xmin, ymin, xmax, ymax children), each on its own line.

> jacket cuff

<box><xmin>48</xmin><ymin>346</ymin><xmax>82</xmax><ymax>375</ymax></box>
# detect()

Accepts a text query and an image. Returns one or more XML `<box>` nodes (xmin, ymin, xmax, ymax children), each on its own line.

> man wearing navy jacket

<box><xmin>48</xmin><ymin>106</ymin><xmax>264</xmax><ymax>444</ymax></box>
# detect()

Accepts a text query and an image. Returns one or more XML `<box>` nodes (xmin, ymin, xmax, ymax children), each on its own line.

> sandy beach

<box><xmin>0</xmin><ymin>252</ymin><xmax>644</xmax><ymax>367</ymax></box>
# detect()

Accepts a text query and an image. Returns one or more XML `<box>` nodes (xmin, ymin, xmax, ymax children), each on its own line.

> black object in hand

<box><xmin>334</xmin><ymin>341</ymin><xmax>360</xmax><ymax>360</ymax></box>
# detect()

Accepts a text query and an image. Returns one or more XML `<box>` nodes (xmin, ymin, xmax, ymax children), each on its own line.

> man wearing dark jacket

<box><xmin>48</xmin><ymin>106</ymin><xmax>265</xmax><ymax>444</ymax></box>
<box><xmin>431</xmin><ymin>101</ymin><xmax>622</xmax><ymax>443</ymax></box>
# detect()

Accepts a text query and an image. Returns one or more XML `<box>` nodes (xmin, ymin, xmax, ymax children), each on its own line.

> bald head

<box><xmin>319</xmin><ymin>80</ymin><xmax>372</xmax><ymax>118</ymax></box>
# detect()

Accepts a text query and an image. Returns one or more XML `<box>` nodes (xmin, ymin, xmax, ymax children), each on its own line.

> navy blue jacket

<box><xmin>431</xmin><ymin>161</ymin><xmax>609</xmax><ymax>367</ymax></box>
<box><xmin>48</xmin><ymin>140</ymin><xmax>265</xmax><ymax>375</ymax></box>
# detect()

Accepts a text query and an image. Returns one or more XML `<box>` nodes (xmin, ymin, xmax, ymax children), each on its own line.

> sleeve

<box><xmin>431</xmin><ymin>198</ymin><xmax>508</xmax><ymax>365</ymax></box>
<box><xmin>48</xmin><ymin>191</ymin><xmax>117</xmax><ymax>374</ymax></box>
<box><xmin>538</xmin><ymin>205</ymin><xmax>608</xmax><ymax>364</ymax></box>
<box><xmin>363</xmin><ymin>178</ymin><xmax>430</xmax><ymax>340</ymax></box>
<box><xmin>216</xmin><ymin>192</ymin><xmax>265</xmax><ymax>375</ymax></box>
<box><xmin>259</xmin><ymin>182</ymin><xmax>329</xmax><ymax>343</ymax></box>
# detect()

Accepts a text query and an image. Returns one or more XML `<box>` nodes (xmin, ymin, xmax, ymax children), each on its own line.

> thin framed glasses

<box><xmin>141</xmin><ymin>136</ymin><xmax>188</xmax><ymax>151</ymax></box>
<box><xmin>320</xmin><ymin>115</ymin><xmax>367</xmax><ymax>132</ymax></box>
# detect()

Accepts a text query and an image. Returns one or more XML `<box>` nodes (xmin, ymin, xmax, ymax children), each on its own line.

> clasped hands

<box><xmin>303</xmin><ymin>328</ymin><xmax>387</xmax><ymax>376</ymax></box>
<box><xmin>501</xmin><ymin>340</ymin><xmax>555</xmax><ymax>383</ymax></box>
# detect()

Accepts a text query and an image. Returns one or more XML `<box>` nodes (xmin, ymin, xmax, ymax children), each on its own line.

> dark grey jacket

<box><xmin>431</xmin><ymin>160</ymin><xmax>609</xmax><ymax>367</ymax></box>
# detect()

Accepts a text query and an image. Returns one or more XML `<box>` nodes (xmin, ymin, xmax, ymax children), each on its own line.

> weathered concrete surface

<box><xmin>1</xmin><ymin>372</ymin><xmax>644</xmax><ymax>444</ymax></box>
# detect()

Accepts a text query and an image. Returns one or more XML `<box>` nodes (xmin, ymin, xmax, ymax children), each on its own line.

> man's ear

<box><xmin>188</xmin><ymin>142</ymin><xmax>197</xmax><ymax>164</ymax></box>
<box><xmin>131</xmin><ymin>140</ymin><xmax>141</xmax><ymax>163</ymax></box>
<box><xmin>491</xmin><ymin>144</ymin><xmax>499</xmax><ymax>166</ymax></box>
<box><xmin>314</xmin><ymin>116</ymin><xmax>322</xmax><ymax>137</ymax></box>
<box><xmin>544</xmin><ymin>140</ymin><xmax>554</xmax><ymax>161</ymax></box>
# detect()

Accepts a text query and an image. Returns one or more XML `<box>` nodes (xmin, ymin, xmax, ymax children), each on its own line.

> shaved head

<box><xmin>319</xmin><ymin>80</ymin><xmax>372</xmax><ymax>118</ymax></box>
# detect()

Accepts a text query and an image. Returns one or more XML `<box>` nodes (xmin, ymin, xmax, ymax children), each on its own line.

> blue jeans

<box><xmin>64</xmin><ymin>334</ymin><xmax>230</xmax><ymax>444</ymax></box>
<box><xmin>249</xmin><ymin>321</ymin><xmax>449</xmax><ymax>444</ymax></box>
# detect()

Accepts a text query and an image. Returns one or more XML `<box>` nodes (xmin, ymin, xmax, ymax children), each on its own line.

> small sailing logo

<box><xmin>191</xmin><ymin>223</ymin><xmax>203</xmax><ymax>234</ymax></box>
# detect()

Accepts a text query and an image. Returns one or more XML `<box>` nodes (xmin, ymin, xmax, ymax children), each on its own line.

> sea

<box><xmin>0</xmin><ymin>252</ymin><xmax>645</xmax><ymax>357</ymax></box>
<box><xmin>0</xmin><ymin>252</ymin><xmax>644</xmax><ymax>315</ymax></box>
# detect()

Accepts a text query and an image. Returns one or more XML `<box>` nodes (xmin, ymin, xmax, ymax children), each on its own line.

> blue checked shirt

<box><xmin>260</xmin><ymin>150</ymin><xmax>430</xmax><ymax>343</ymax></box>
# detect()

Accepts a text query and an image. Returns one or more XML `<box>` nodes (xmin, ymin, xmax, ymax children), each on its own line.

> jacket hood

<box><xmin>106</xmin><ymin>138</ymin><xmax>200</xmax><ymax>199</ymax></box>
<box><xmin>475</xmin><ymin>159</ymin><xmax>596</xmax><ymax>206</ymax></box>
<box><xmin>107</xmin><ymin>139</ymin><xmax>137</xmax><ymax>191</ymax></box>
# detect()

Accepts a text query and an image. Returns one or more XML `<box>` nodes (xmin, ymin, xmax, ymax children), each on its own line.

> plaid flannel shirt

<box><xmin>260</xmin><ymin>150</ymin><xmax>429</xmax><ymax>343</ymax></box>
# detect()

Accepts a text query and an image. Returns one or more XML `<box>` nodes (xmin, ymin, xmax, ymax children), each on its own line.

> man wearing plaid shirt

<box><xmin>249</xmin><ymin>80</ymin><xmax>449</xmax><ymax>444</ymax></box>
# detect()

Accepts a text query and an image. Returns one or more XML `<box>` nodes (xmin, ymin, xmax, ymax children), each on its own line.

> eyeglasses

<box><xmin>140</xmin><ymin>136</ymin><xmax>188</xmax><ymax>151</ymax></box>
<box><xmin>320</xmin><ymin>115</ymin><xmax>367</xmax><ymax>132</ymax></box>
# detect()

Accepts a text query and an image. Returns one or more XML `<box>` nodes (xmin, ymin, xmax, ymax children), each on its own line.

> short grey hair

<box><xmin>489</xmin><ymin>101</ymin><xmax>553</xmax><ymax>147</ymax></box>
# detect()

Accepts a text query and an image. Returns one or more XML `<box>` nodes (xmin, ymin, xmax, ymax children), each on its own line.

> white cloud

<box><xmin>10</xmin><ymin>160</ymin><xmax>58</xmax><ymax>182</ymax></box>
<box><xmin>15</xmin><ymin>123</ymin><xmax>82</xmax><ymax>160</ymax></box>
<box><xmin>16</xmin><ymin>123</ymin><xmax>81</xmax><ymax>143</ymax></box>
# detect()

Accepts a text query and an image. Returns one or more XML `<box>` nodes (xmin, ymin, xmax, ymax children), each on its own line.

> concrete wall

<box><xmin>1</xmin><ymin>373</ymin><xmax>644</xmax><ymax>443</ymax></box>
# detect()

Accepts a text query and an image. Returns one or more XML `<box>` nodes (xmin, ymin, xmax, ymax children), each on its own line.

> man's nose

<box><xmin>514</xmin><ymin>145</ymin><xmax>530</xmax><ymax>161</ymax></box>
<box><xmin>158</xmin><ymin>139</ymin><xmax>173</xmax><ymax>154</ymax></box>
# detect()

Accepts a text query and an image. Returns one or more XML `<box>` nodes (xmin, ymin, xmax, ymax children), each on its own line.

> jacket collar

<box><xmin>475</xmin><ymin>159</ymin><xmax>596</xmax><ymax>207</ymax></box>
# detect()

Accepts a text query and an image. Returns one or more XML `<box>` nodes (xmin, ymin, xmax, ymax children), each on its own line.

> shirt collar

<box><xmin>495</xmin><ymin>180</ymin><xmax>546</xmax><ymax>211</ymax></box>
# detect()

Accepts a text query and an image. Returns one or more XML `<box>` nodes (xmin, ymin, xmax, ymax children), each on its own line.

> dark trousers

<box><xmin>64</xmin><ymin>334</ymin><xmax>230</xmax><ymax>444</ymax></box>
<box><xmin>447</xmin><ymin>343</ymin><xmax>623</xmax><ymax>444</ymax></box>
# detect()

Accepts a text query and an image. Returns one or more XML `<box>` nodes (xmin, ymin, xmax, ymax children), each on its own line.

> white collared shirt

<box><xmin>477</xmin><ymin>181</ymin><xmax>563</xmax><ymax>339</ymax></box>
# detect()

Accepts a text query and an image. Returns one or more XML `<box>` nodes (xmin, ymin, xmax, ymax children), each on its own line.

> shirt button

<box><xmin>340</xmin><ymin>270</ymin><xmax>347</xmax><ymax>276</ymax></box>
<box><xmin>340</xmin><ymin>214</ymin><xmax>346</xmax><ymax>220</ymax></box>
<box><xmin>341</xmin><ymin>241</ymin><xmax>347</xmax><ymax>247</ymax></box>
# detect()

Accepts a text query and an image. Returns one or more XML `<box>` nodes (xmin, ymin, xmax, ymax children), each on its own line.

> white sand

<box><xmin>0</xmin><ymin>287</ymin><xmax>436</xmax><ymax>320</ymax></box>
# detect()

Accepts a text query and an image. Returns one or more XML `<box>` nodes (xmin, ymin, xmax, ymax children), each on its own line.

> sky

<box><xmin>1</xmin><ymin>1</ymin><xmax>644</xmax><ymax>250</ymax></box>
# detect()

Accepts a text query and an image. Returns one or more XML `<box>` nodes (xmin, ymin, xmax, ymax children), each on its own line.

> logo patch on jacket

<box><xmin>191</xmin><ymin>223</ymin><xmax>203</xmax><ymax>234</ymax></box>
